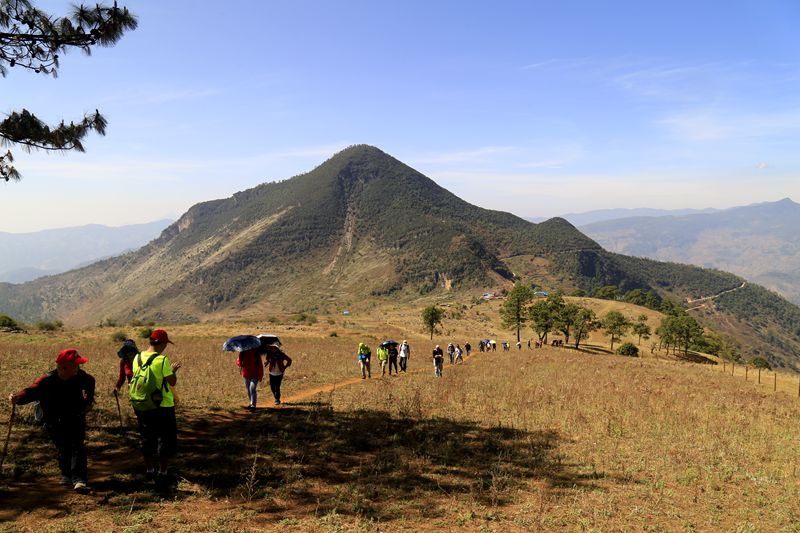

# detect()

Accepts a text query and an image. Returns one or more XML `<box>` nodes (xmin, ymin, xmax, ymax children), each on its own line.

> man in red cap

<box><xmin>9</xmin><ymin>348</ymin><xmax>95</xmax><ymax>493</ymax></box>
<box><xmin>130</xmin><ymin>328</ymin><xmax>181</xmax><ymax>490</ymax></box>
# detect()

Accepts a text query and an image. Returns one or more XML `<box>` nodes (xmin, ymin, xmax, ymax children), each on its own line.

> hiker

<box><xmin>432</xmin><ymin>345</ymin><xmax>444</xmax><ymax>377</ymax></box>
<box><xmin>236</xmin><ymin>348</ymin><xmax>263</xmax><ymax>411</ymax></box>
<box><xmin>387</xmin><ymin>342</ymin><xmax>399</xmax><ymax>375</ymax></box>
<box><xmin>9</xmin><ymin>348</ymin><xmax>95</xmax><ymax>493</ymax></box>
<box><xmin>114</xmin><ymin>339</ymin><xmax>139</xmax><ymax>393</ymax></box>
<box><xmin>447</xmin><ymin>343</ymin><xmax>455</xmax><ymax>365</ymax></box>
<box><xmin>130</xmin><ymin>329</ymin><xmax>181</xmax><ymax>490</ymax></box>
<box><xmin>517</xmin><ymin>341</ymin><xmax>522</xmax><ymax>350</ymax></box>
<box><xmin>264</xmin><ymin>342</ymin><xmax>292</xmax><ymax>405</ymax></box>
<box><xmin>527</xmin><ymin>339</ymin><xmax>531</xmax><ymax>349</ymax></box>
<box><xmin>491</xmin><ymin>340</ymin><xmax>497</xmax><ymax>351</ymax></box>
<box><xmin>357</xmin><ymin>342</ymin><xmax>372</xmax><ymax>379</ymax></box>
<box><xmin>464</xmin><ymin>341</ymin><xmax>471</xmax><ymax>357</ymax></box>
<box><xmin>479</xmin><ymin>340</ymin><xmax>485</xmax><ymax>352</ymax></box>
<box><xmin>454</xmin><ymin>344</ymin><xmax>463</xmax><ymax>364</ymax></box>
<box><xmin>377</xmin><ymin>344</ymin><xmax>389</xmax><ymax>376</ymax></box>
<box><xmin>399</xmin><ymin>340</ymin><xmax>411</xmax><ymax>372</ymax></box>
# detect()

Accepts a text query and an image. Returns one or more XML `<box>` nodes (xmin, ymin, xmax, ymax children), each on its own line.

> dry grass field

<box><xmin>2</xmin><ymin>302</ymin><xmax>800</xmax><ymax>531</ymax></box>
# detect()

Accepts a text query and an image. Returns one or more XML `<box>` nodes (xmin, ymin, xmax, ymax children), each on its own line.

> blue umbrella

<box><xmin>381</xmin><ymin>340</ymin><xmax>399</xmax><ymax>347</ymax></box>
<box><xmin>222</xmin><ymin>335</ymin><xmax>262</xmax><ymax>352</ymax></box>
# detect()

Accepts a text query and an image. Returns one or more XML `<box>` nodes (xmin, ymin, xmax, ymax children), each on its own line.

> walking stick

<box><xmin>1</xmin><ymin>404</ymin><xmax>16</xmax><ymax>471</ymax></box>
<box><xmin>112</xmin><ymin>389</ymin><xmax>124</xmax><ymax>429</ymax></box>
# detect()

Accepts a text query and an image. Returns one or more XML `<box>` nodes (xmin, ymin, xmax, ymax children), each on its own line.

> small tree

<box><xmin>749</xmin><ymin>357</ymin><xmax>771</xmax><ymax>370</ymax></box>
<box><xmin>421</xmin><ymin>305</ymin><xmax>444</xmax><ymax>340</ymax></box>
<box><xmin>593</xmin><ymin>285</ymin><xmax>618</xmax><ymax>300</ymax></box>
<box><xmin>632</xmin><ymin>314</ymin><xmax>651</xmax><ymax>345</ymax></box>
<box><xmin>573</xmin><ymin>307</ymin><xmax>599</xmax><ymax>349</ymax></box>
<box><xmin>528</xmin><ymin>292</ymin><xmax>565</xmax><ymax>343</ymax></box>
<box><xmin>601</xmin><ymin>310</ymin><xmax>630</xmax><ymax>351</ymax></box>
<box><xmin>499</xmin><ymin>283</ymin><xmax>534</xmax><ymax>342</ymax></box>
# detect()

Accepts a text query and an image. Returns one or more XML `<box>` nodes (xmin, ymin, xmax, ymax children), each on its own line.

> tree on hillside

<box><xmin>659</xmin><ymin>314</ymin><xmax>704</xmax><ymax>356</ymax></box>
<box><xmin>601</xmin><ymin>310</ymin><xmax>630</xmax><ymax>351</ymax></box>
<box><xmin>421</xmin><ymin>305</ymin><xmax>444</xmax><ymax>340</ymax></box>
<box><xmin>0</xmin><ymin>0</ymin><xmax>137</xmax><ymax>181</ymax></box>
<box><xmin>528</xmin><ymin>293</ymin><xmax>564</xmax><ymax>343</ymax></box>
<box><xmin>499</xmin><ymin>282</ymin><xmax>535</xmax><ymax>342</ymax></box>
<box><xmin>593</xmin><ymin>285</ymin><xmax>618</xmax><ymax>300</ymax></box>
<box><xmin>555</xmin><ymin>302</ymin><xmax>581</xmax><ymax>344</ymax></box>
<box><xmin>632</xmin><ymin>314</ymin><xmax>651</xmax><ymax>345</ymax></box>
<box><xmin>572</xmin><ymin>307</ymin><xmax>599</xmax><ymax>349</ymax></box>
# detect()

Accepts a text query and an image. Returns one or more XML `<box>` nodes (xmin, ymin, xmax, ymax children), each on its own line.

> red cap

<box><xmin>149</xmin><ymin>329</ymin><xmax>174</xmax><ymax>345</ymax></box>
<box><xmin>56</xmin><ymin>348</ymin><xmax>88</xmax><ymax>365</ymax></box>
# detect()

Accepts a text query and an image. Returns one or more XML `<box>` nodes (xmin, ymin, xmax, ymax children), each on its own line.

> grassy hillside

<box><xmin>2</xmin><ymin>313</ymin><xmax>799</xmax><ymax>531</ymax></box>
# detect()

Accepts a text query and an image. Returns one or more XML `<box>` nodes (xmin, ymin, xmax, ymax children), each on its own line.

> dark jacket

<box><xmin>265</xmin><ymin>350</ymin><xmax>293</xmax><ymax>375</ymax></box>
<box><xmin>14</xmin><ymin>369</ymin><xmax>95</xmax><ymax>424</ymax></box>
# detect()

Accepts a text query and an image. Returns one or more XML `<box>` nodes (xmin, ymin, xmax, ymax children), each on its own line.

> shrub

<box><xmin>749</xmin><ymin>357</ymin><xmax>771</xmax><ymax>370</ymax></box>
<box><xmin>616</xmin><ymin>342</ymin><xmax>639</xmax><ymax>357</ymax></box>
<box><xmin>329</xmin><ymin>331</ymin><xmax>338</xmax><ymax>337</ymax></box>
<box><xmin>36</xmin><ymin>320</ymin><xmax>63</xmax><ymax>331</ymax></box>
<box><xmin>111</xmin><ymin>331</ymin><xmax>128</xmax><ymax>343</ymax></box>
<box><xmin>0</xmin><ymin>314</ymin><xmax>19</xmax><ymax>328</ymax></box>
<box><xmin>138</xmin><ymin>327</ymin><xmax>153</xmax><ymax>339</ymax></box>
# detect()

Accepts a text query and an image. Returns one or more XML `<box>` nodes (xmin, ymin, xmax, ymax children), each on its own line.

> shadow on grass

<box><xmin>1</xmin><ymin>402</ymin><xmax>621</xmax><ymax>522</ymax></box>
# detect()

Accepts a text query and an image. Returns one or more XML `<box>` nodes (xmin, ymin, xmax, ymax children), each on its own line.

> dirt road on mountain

<box><xmin>686</xmin><ymin>282</ymin><xmax>746</xmax><ymax>311</ymax></box>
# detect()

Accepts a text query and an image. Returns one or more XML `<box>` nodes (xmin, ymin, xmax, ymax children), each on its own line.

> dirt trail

<box><xmin>686</xmin><ymin>282</ymin><xmax>746</xmax><ymax>311</ymax></box>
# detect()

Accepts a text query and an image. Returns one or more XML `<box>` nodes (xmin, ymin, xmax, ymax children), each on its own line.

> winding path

<box><xmin>686</xmin><ymin>282</ymin><xmax>747</xmax><ymax>311</ymax></box>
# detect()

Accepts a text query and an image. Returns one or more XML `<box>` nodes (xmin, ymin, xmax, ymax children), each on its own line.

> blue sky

<box><xmin>2</xmin><ymin>0</ymin><xmax>799</xmax><ymax>232</ymax></box>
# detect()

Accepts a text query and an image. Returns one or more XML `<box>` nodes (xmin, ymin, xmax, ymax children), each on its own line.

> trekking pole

<box><xmin>113</xmin><ymin>389</ymin><xmax>124</xmax><ymax>429</ymax></box>
<box><xmin>0</xmin><ymin>404</ymin><xmax>16</xmax><ymax>472</ymax></box>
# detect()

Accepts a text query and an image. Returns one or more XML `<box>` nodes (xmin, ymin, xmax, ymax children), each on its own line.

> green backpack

<box><xmin>129</xmin><ymin>353</ymin><xmax>167</xmax><ymax>411</ymax></box>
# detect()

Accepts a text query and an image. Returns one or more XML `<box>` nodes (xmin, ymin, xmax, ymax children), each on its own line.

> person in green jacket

<box><xmin>357</xmin><ymin>342</ymin><xmax>371</xmax><ymax>379</ymax></box>
<box><xmin>376</xmin><ymin>344</ymin><xmax>389</xmax><ymax>376</ymax></box>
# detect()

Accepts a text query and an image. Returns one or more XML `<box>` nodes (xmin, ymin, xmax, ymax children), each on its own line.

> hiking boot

<box><xmin>274</xmin><ymin>399</ymin><xmax>281</xmax><ymax>405</ymax></box>
<box><xmin>145</xmin><ymin>469</ymin><xmax>157</xmax><ymax>481</ymax></box>
<box><xmin>73</xmin><ymin>480</ymin><xmax>89</xmax><ymax>493</ymax></box>
<box><xmin>60</xmin><ymin>475</ymin><xmax>72</xmax><ymax>486</ymax></box>
<box><xmin>248</xmin><ymin>405</ymin><xmax>256</xmax><ymax>412</ymax></box>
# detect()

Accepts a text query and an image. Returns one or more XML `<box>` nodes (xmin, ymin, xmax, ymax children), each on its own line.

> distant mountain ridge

<box><xmin>0</xmin><ymin>220</ymin><xmax>173</xmax><ymax>283</ymax></box>
<box><xmin>0</xmin><ymin>146</ymin><xmax>798</xmax><ymax>368</ymax></box>
<box><xmin>527</xmin><ymin>206</ymin><xmax>719</xmax><ymax>226</ymax></box>
<box><xmin>580</xmin><ymin>198</ymin><xmax>800</xmax><ymax>304</ymax></box>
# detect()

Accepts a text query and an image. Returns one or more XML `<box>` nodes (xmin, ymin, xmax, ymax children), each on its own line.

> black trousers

<box><xmin>269</xmin><ymin>373</ymin><xmax>284</xmax><ymax>402</ymax></box>
<box><xmin>399</xmin><ymin>357</ymin><xmax>408</xmax><ymax>372</ymax></box>
<box><xmin>135</xmin><ymin>407</ymin><xmax>177</xmax><ymax>459</ymax></box>
<box><xmin>388</xmin><ymin>356</ymin><xmax>398</xmax><ymax>374</ymax></box>
<box><xmin>46</xmin><ymin>417</ymin><xmax>87</xmax><ymax>483</ymax></box>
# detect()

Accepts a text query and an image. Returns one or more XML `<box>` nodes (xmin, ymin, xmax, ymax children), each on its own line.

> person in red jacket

<box><xmin>8</xmin><ymin>348</ymin><xmax>95</xmax><ymax>493</ymax></box>
<box><xmin>236</xmin><ymin>348</ymin><xmax>263</xmax><ymax>411</ymax></box>
<box><xmin>114</xmin><ymin>339</ymin><xmax>139</xmax><ymax>392</ymax></box>
<box><xmin>264</xmin><ymin>343</ymin><xmax>292</xmax><ymax>405</ymax></box>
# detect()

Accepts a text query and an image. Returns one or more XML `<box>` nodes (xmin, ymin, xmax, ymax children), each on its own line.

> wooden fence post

<box><xmin>723</xmin><ymin>362</ymin><xmax>726</xmax><ymax>373</ymax></box>
<box><xmin>746</xmin><ymin>367</ymin><xmax>748</xmax><ymax>381</ymax></box>
<box><xmin>732</xmin><ymin>363</ymin><xmax>735</xmax><ymax>376</ymax></box>
<box><xmin>758</xmin><ymin>368</ymin><xmax>761</xmax><ymax>384</ymax></box>
<box><xmin>774</xmin><ymin>372</ymin><xmax>777</xmax><ymax>392</ymax></box>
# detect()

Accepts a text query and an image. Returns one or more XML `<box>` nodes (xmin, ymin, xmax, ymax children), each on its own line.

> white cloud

<box><xmin>658</xmin><ymin>109</ymin><xmax>800</xmax><ymax>142</ymax></box>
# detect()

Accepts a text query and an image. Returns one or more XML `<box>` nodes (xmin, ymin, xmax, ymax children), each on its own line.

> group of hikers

<box><xmin>6</xmin><ymin>328</ymin><xmax>293</xmax><ymax>494</ymax></box>
<box><xmin>356</xmin><ymin>340</ymin><xmax>474</xmax><ymax>379</ymax></box>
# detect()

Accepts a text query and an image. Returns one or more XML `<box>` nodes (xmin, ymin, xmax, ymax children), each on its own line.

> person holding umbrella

<box><xmin>8</xmin><ymin>348</ymin><xmax>95</xmax><ymax>493</ymax></box>
<box><xmin>224</xmin><ymin>335</ymin><xmax>266</xmax><ymax>411</ymax></box>
<box><xmin>263</xmin><ymin>340</ymin><xmax>292</xmax><ymax>405</ymax></box>
<box><xmin>387</xmin><ymin>341</ymin><xmax>399</xmax><ymax>375</ymax></box>
<box><xmin>237</xmin><ymin>347</ymin><xmax>263</xmax><ymax>411</ymax></box>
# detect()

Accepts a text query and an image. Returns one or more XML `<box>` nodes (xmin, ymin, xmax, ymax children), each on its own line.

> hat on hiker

<box><xmin>56</xmin><ymin>348</ymin><xmax>88</xmax><ymax>365</ymax></box>
<box><xmin>117</xmin><ymin>339</ymin><xmax>139</xmax><ymax>358</ymax></box>
<box><xmin>149</xmin><ymin>329</ymin><xmax>174</xmax><ymax>345</ymax></box>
